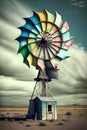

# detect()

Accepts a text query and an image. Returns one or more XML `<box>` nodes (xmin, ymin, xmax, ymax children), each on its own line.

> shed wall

<box><xmin>42</xmin><ymin>101</ymin><xmax>57</xmax><ymax>120</ymax></box>
<box><xmin>42</xmin><ymin>102</ymin><xmax>47</xmax><ymax>120</ymax></box>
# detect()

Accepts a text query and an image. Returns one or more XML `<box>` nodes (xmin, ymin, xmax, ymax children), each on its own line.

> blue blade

<box><xmin>23</xmin><ymin>21</ymin><xmax>39</xmax><ymax>35</ymax></box>
<box><xmin>18</xmin><ymin>41</ymin><xmax>27</xmax><ymax>52</ymax></box>
<box><xmin>19</xmin><ymin>27</ymin><xmax>29</xmax><ymax>37</ymax></box>
<box><xmin>57</xmin><ymin>50</ymin><xmax>69</xmax><ymax>59</ymax></box>
<box><xmin>18</xmin><ymin>27</ymin><xmax>37</xmax><ymax>40</ymax></box>
<box><xmin>62</xmin><ymin>31</ymin><xmax>70</xmax><ymax>41</ymax></box>
<box><xmin>29</xmin><ymin>12</ymin><xmax>42</xmax><ymax>32</ymax></box>
<box><xmin>24</xmin><ymin>12</ymin><xmax>42</xmax><ymax>34</ymax></box>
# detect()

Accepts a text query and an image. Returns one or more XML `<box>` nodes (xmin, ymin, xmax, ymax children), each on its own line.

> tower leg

<box><xmin>40</xmin><ymin>80</ymin><xmax>46</xmax><ymax>96</ymax></box>
<box><xmin>26</xmin><ymin>70</ymin><xmax>50</xmax><ymax>119</ymax></box>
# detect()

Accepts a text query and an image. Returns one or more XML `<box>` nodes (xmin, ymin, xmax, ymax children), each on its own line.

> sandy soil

<box><xmin>0</xmin><ymin>115</ymin><xmax>87</xmax><ymax>130</ymax></box>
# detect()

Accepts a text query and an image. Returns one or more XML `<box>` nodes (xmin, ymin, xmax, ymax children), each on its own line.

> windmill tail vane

<box><xmin>16</xmin><ymin>9</ymin><xmax>73</xmax><ymax>81</ymax></box>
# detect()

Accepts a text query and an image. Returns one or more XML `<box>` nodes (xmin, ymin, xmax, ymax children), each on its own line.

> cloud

<box><xmin>69</xmin><ymin>0</ymin><xmax>87</xmax><ymax>7</ymax></box>
<box><xmin>57</xmin><ymin>94</ymin><xmax>87</xmax><ymax>105</ymax></box>
<box><xmin>0</xmin><ymin>45</ymin><xmax>38</xmax><ymax>80</ymax></box>
<box><xmin>0</xmin><ymin>76</ymin><xmax>35</xmax><ymax>91</ymax></box>
<box><xmin>0</xmin><ymin>75</ymin><xmax>35</xmax><ymax>106</ymax></box>
<box><xmin>0</xmin><ymin>0</ymin><xmax>87</xmax><ymax>106</ymax></box>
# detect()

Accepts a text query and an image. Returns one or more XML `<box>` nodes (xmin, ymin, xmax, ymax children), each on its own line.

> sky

<box><xmin>0</xmin><ymin>0</ymin><xmax>87</xmax><ymax>106</ymax></box>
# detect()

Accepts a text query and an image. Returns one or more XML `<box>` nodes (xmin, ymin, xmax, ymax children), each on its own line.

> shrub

<box><xmin>57</xmin><ymin>121</ymin><xmax>64</xmax><ymax>125</ymax></box>
<box><xmin>39</xmin><ymin>121</ymin><xmax>47</xmax><ymax>126</ymax></box>
<box><xmin>26</xmin><ymin>124</ymin><xmax>31</xmax><ymax>127</ymax></box>
<box><xmin>18</xmin><ymin>121</ymin><xmax>23</xmax><ymax>124</ymax></box>
<box><xmin>65</xmin><ymin>112</ymin><xmax>72</xmax><ymax>115</ymax></box>
<box><xmin>62</xmin><ymin>117</ymin><xmax>69</xmax><ymax>122</ymax></box>
<box><xmin>66</xmin><ymin>115</ymin><xmax>71</xmax><ymax>119</ymax></box>
<box><xmin>49</xmin><ymin>119</ymin><xmax>54</xmax><ymax>122</ymax></box>
<box><xmin>9</xmin><ymin>119</ymin><xmax>15</xmax><ymax>122</ymax></box>
<box><xmin>80</xmin><ymin>112</ymin><xmax>84</xmax><ymax>116</ymax></box>
<box><xmin>5</xmin><ymin>118</ymin><xmax>8</xmax><ymax>121</ymax></box>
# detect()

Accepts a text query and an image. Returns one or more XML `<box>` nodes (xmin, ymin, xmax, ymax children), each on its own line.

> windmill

<box><xmin>16</xmin><ymin>9</ymin><xmax>73</xmax><ymax>120</ymax></box>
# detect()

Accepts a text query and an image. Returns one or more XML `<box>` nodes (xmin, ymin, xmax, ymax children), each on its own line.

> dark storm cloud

<box><xmin>0</xmin><ymin>45</ymin><xmax>37</xmax><ymax>80</ymax></box>
<box><xmin>0</xmin><ymin>39</ymin><xmax>16</xmax><ymax>52</ymax></box>
<box><xmin>0</xmin><ymin>0</ymin><xmax>32</xmax><ymax>26</ymax></box>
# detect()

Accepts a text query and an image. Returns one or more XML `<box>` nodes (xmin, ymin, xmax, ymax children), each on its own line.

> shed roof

<box><xmin>35</xmin><ymin>96</ymin><xmax>57</xmax><ymax>102</ymax></box>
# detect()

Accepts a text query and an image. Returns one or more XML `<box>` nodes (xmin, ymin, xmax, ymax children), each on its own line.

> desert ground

<box><xmin>0</xmin><ymin>105</ymin><xmax>87</xmax><ymax>130</ymax></box>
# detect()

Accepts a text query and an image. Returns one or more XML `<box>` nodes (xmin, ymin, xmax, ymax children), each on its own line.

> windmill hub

<box><xmin>37</xmin><ymin>32</ymin><xmax>52</xmax><ymax>47</ymax></box>
<box><xmin>40</xmin><ymin>38</ymin><xmax>47</xmax><ymax>44</ymax></box>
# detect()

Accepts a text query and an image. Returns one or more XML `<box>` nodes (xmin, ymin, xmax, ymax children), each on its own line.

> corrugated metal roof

<box><xmin>36</xmin><ymin>96</ymin><xmax>57</xmax><ymax>102</ymax></box>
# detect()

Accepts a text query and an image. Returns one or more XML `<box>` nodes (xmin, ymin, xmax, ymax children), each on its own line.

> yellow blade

<box><xmin>35</xmin><ymin>10</ymin><xmax>47</xmax><ymax>32</ymax></box>
<box><xmin>27</xmin><ymin>54</ymin><xmax>37</xmax><ymax>67</ymax></box>
<box><xmin>32</xmin><ymin>45</ymin><xmax>38</xmax><ymax>54</ymax></box>
<box><xmin>28</xmin><ymin>38</ymin><xmax>36</xmax><ymax>44</ymax></box>
<box><xmin>28</xmin><ymin>39</ymin><xmax>38</xmax><ymax>54</ymax></box>
<box><xmin>45</xmin><ymin>9</ymin><xmax>55</xmax><ymax>32</ymax></box>
<box><xmin>50</xmin><ymin>26</ymin><xmax>58</xmax><ymax>34</ymax></box>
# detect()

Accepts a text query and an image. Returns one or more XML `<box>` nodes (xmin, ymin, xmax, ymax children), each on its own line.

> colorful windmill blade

<box><xmin>16</xmin><ymin>9</ymin><xmax>73</xmax><ymax>79</ymax></box>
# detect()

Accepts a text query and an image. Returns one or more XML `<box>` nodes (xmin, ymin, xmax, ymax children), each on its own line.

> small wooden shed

<box><xmin>27</xmin><ymin>96</ymin><xmax>57</xmax><ymax>120</ymax></box>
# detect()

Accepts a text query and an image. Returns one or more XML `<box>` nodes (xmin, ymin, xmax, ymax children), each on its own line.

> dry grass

<box><xmin>0</xmin><ymin>105</ymin><xmax>87</xmax><ymax>130</ymax></box>
<box><xmin>0</xmin><ymin>115</ymin><xmax>87</xmax><ymax>130</ymax></box>
<box><xmin>0</xmin><ymin>105</ymin><xmax>87</xmax><ymax>117</ymax></box>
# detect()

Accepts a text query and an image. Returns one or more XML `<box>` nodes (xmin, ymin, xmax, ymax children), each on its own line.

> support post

<box><xmin>40</xmin><ymin>79</ymin><xmax>46</xmax><ymax>96</ymax></box>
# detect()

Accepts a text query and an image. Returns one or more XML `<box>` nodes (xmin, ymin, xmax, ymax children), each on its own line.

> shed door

<box><xmin>47</xmin><ymin>104</ymin><xmax>54</xmax><ymax>120</ymax></box>
<box><xmin>48</xmin><ymin>105</ymin><xmax>52</xmax><ymax>112</ymax></box>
